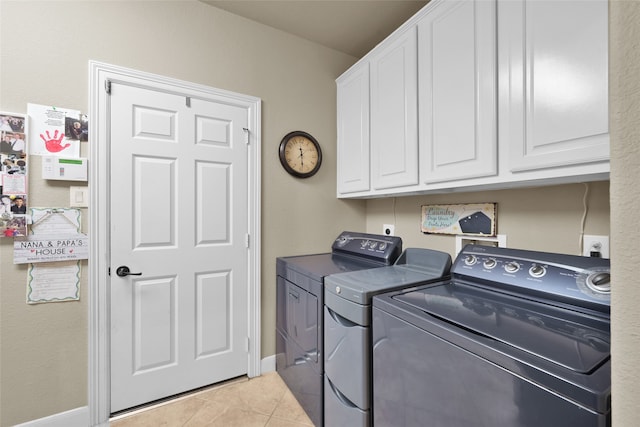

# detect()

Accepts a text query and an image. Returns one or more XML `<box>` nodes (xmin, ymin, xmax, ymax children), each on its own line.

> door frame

<box><xmin>87</xmin><ymin>61</ymin><xmax>261</xmax><ymax>425</ymax></box>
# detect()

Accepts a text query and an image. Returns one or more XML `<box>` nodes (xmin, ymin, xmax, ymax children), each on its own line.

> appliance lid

<box><xmin>277</xmin><ymin>253</ymin><xmax>384</xmax><ymax>283</ymax></box>
<box><xmin>326</xmin><ymin>261</ymin><xmax>450</xmax><ymax>305</ymax></box>
<box><xmin>392</xmin><ymin>282</ymin><xmax>610</xmax><ymax>374</ymax></box>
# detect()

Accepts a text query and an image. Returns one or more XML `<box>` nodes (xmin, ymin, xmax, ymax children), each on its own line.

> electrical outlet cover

<box><xmin>583</xmin><ymin>235</ymin><xmax>609</xmax><ymax>258</ymax></box>
<box><xmin>383</xmin><ymin>224</ymin><xmax>395</xmax><ymax>236</ymax></box>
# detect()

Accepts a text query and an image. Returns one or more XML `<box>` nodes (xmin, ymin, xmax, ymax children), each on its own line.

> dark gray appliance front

<box><xmin>276</xmin><ymin>231</ymin><xmax>402</xmax><ymax>426</ymax></box>
<box><xmin>324</xmin><ymin>248</ymin><xmax>452</xmax><ymax>427</ymax></box>
<box><xmin>372</xmin><ymin>245</ymin><xmax>611</xmax><ymax>427</ymax></box>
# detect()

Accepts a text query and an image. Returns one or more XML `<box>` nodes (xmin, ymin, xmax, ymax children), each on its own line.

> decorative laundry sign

<box><xmin>14</xmin><ymin>234</ymin><xmax>88</xmax><ymax>264</ymax></box>
<box><xmin>421</xmin><ymin>203</ymin><xmax>497</xmax><ymax>236</ymax></box>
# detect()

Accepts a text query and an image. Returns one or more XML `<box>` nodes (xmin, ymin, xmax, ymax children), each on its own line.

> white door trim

<box><xmin>87</xmin><ymin>61</ymin><xmax>261</xmax><ymax>426</ymax></box>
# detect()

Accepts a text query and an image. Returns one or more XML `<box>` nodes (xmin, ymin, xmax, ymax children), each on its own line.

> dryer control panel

<box><xmin>331</xmin><ymin>231</ymin><xmax>402</xmax><ymax>265</ymax></box>
<box><xmin>453</xmin><ymin>245</ymin><xmax>610</xmax><ymax>312</ymax></box>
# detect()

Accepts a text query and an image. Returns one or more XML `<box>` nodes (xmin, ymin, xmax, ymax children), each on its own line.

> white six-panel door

<box><xmin>108</xmin><ymin>82</ymin><xmax>250</xmax><ymax>412</ymax></box>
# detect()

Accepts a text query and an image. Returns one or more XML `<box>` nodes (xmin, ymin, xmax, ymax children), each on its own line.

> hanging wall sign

<box><xmin>421</xmin><ymin>203</ymin><xmax>497</xmax><ymax>236</ymax></box>
<box><xmin>14</xmin><ymin>235</ymin><xmax>89</xmax><ymax>264</ymax></box>
<box><xmin>23</xmin><ymin>208</ymin><xmax>85</xmax><ymax>304</ymax></box>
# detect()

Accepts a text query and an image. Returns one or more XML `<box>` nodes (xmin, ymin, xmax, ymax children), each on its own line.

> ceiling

<box><xmin>201</xmin><ymin>0</ymin><xmax>429</xmax><ymax>58</ymax></box>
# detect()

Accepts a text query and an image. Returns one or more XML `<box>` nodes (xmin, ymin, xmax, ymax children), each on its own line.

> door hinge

<box><xmin>245</xmin><ymin>233</ymin><xmax>250</xmax><ymax>248</ymax></box>
<box><xmin>242</xmin><ymin>127</ymin><xmax>250</xmax><ymax>144</ymax></box>
<box><xmin>185</xmin><ymin>96</ymin><xmax>191</xmax><ymax>107</ymax></box>
<box><xmin>105</xmin><ymin>80</ymin><xmax>111</xmax><ymax>94</ymax></box>
<box><xmin>246</xmin><ymin>337</ymin><xmax>250</xmax><ymax>352</ymax></box>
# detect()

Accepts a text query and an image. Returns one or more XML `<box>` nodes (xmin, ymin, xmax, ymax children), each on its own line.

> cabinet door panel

<box><xmin>501</xmin><ymin>0</ymin><xmax>609</xmax><ymax>172</ymax></box>
<box><xmin>419</xmin><ymin>0</ymin><xmax>497</xmax><ymax>184</ymax></box>
<box><xmin>370</xmin><ymin>27</ymin><xmax>419</xmax><ymax>190</ymax></box>
<box><xmin>337</xmin><ymin>64</ymin><xmax>370</xmax><ymax>194</ymax></box>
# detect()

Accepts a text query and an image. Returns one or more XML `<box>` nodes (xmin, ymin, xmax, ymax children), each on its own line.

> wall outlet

<box><xmin>383</xmin><ymin>224</ymin><xmax>395</xmax><ymax>236</ymax></box>
<box><xmin>583</xmin><ymin>235</ymin><xmax>609</xmax><ymax>258</ymax></box>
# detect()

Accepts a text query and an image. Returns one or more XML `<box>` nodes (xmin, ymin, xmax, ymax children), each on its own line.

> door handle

<box><xmin>116</xmin><ymin>266</ymin><xmax>142</xmax><ymax>277</ymax></box>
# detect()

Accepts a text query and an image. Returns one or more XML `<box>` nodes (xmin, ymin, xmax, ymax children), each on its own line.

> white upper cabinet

<box><xmin>418</xmin><ymin>0</ymin><xmax>497</xmax><ymax>183</ymax></box>
<box><xmin>336</xmin><ymin>62</ymin><xmax>370</xmax><ymax>194</ymax></box>
<box><xmin>370</xmin><ymin>26</ymin><xmax>419</xmax><ymax>190</ymax></box>
<box><xmin>336</xmin><ymin>0</ymin><xmax>609</xmax><ymax>198</ymax></box>
<box><xmin>500</xmin><ymin>0</ymin><xmax>609</xmax><ymax>172</ymax></box>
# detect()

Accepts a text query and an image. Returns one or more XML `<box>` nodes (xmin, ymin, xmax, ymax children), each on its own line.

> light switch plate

<box><xmin>69</xmin><ymin>186</ymin><xmax>89</xmax><ymax>207</ymax></box>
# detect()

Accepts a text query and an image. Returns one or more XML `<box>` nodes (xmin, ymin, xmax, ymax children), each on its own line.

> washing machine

<box><xmin>373</xmin><ymin>244</ymin><xmax>611</xmax><ymax>427</ymax></box>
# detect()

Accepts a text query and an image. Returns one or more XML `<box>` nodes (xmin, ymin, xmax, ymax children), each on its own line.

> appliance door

<box><xmin>276</xmin><ymin>275</ymin><xmax>322</xmax><ymax>426</ymax></box>
<box><xmin>277</xmin><ymin>276</ymin><xmax>319</xmax><ymax>363</ymax></box>
<box><xmin>324</xmin><ymin>306</ymin><xmax>370</xmax><ymax>413</ymax></box>
<box><xmin>325</xmin><ymin>375</ymin><xmax>370</xmax><ymax>427</ymax></box>
<box><xmin>276</xmin><ymin>330</ymin><xmax>322</xmax><ymax>425</ymax></box>
<box><xmin>372</xmin><ymin>305</ymin><xmax>610</xmax><ymax>427</ymax></box>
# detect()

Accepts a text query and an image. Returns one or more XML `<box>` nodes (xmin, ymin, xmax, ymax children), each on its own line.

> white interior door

<box><xmin>108</xmin><ymin>81</ymin><xmax>250</xmax><ymax>412</ymax></box>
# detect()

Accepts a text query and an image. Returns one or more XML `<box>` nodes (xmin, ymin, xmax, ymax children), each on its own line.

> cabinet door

<box><xmin>500</xmin><ymin>0</ymin><xmax>609</xmax><ymax>172</ymax></box>
<box><xmin>370</xmin><ymin>27</ymin><xmax>418</xmax><ymax>190</ymax></box>
<box><xmin>337</xmin><ymin>63</ymin><xmax>370</xmax><ymax>194</ymax></box>
<box><xmin>418</xmin><ymin>0</ymin><xmax>497</xmax><ymax>184</ymax></box>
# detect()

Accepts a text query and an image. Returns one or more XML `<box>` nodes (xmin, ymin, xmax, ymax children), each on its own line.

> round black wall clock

<box><xmin>278</xmin><ymin>131</ymin><xmax>322</xmax><ymax>178</ymax></box>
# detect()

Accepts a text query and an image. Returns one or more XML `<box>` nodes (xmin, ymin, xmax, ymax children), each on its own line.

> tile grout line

<box><xmin>266</xmin><ymin>381</ymin><xmax>288</xmax><ymax>426</ymax></box>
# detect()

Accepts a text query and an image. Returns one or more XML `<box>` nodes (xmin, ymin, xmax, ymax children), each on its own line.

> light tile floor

<box><xmin>110</xmin><ymin>372</ymin><xmax>314</xmax><ymax>427</ymax></box>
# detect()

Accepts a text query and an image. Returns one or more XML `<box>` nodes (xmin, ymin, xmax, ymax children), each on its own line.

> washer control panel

<box><xmin>332</xmin><ymin>231</ymin><xmax>403</xmax><ymax>265</ymax></box>
<box><xmin>453</xmin><ymin>245</ymin><xmax>611</xmax><ymax>311</ymax></box>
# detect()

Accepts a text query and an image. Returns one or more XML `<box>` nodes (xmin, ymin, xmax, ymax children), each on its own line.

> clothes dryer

<box><xmin>276</xmin><ymin>231</ymin><xmax>402</xmax><ymax>426</ymax></box>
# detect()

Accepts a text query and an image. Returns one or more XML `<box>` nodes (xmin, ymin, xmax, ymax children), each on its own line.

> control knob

<box><xmin>529</xmin><ymin>265</ymin><xmax>546</xmax><ymax>278</ymax></box>
<box><xmin>483</xmin><ymin>258</ymin><xmax>497</xmax><ymax>269</ymax></box>
<box><xmin>586</xmin><ymin>271</ymin><xmax>611</xmax><ymax>294</ymax></box>
<box><xmin>504</xmin><ymin>262</ymin><xmax>520</xmax><ymax>273</ymax></box>
<box><xmin>336</xmin><ymin>236</ymin><xmax>349</xmax><ymax>247</ymax></box>
<box><xmin>464</xmin><ymin>255</ymin><xmax>477</xmax><ymax>266</ymax></box>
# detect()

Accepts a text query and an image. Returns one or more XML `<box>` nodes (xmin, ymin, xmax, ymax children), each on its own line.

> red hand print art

<box><xmin>40</xmin><ymin>130</ymin><xmax>70</xmax><ymax>153</ymax></box>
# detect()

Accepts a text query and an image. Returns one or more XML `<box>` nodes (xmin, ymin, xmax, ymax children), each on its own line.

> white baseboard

<box><xmin>14</xmin><ymin>406</ymin><xmax>90</xmax><ymax>427</ymax></box>
<box><xmin>261</xmin><ymin>354</ymin><xmax>276</xmax><ymax>373</ymax></box>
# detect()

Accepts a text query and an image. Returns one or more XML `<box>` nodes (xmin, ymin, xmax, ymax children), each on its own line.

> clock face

<box><xmin>279</xmin><ymin>131</ymin><xmax>322</xmax><ymax>178</ymax></box>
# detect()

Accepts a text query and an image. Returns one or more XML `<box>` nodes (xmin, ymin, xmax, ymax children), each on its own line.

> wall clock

<box><xmin>278</xmin><ymin>131</ymin><xmax>322</xmax><ymax>178</ymax></box>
